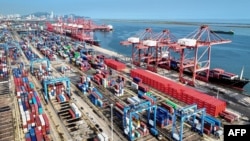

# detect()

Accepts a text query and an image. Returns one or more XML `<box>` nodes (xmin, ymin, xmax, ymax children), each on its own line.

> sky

<box><xmin>0</xmin><ymin>0</ymin><xmax>250</xmax><ymax>20</ymax></box>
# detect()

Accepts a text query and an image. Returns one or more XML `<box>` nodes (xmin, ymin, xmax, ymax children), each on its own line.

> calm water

<box><xmin>94</xmin><ymin>20</ymin><xmax>250</xmax><ymax>93</ymax></box>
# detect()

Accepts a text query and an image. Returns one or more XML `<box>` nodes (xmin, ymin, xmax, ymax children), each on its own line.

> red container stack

<box><xmin>42</xmin><ymin>114</ymin><xmax>50</xmax><ymax>134</ymax></box>
<box><xmin>104</xmin><ymin>59</ymin><xmax>126</xmax><ymax>71</ymax></box>
<box><xmin>130</xmin><ymin>69</ymin><xmax>226</xmax><ymax>117</ymax></box>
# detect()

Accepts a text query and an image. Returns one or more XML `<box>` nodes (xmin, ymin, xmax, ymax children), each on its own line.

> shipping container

<box><xmin>130</xmin><ymin>68</ymin><xmax>226</xmax><ymax>116</ymax></box>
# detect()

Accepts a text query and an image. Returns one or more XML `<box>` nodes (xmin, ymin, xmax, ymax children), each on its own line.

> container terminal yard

<box><xmin>0</xmin><ymin>19</ymin><xmax>249</xmax><ymax>141</ymax></box>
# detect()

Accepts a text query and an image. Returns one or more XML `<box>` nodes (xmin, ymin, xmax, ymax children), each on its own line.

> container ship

<box><xmin>169</xmin><ymin>60</ymin><xmax>249</xmax><ymax>90</ymax></box>
<box><xmin>210</xmin><ymin>30</ymin><xmax>234</xmax><ymax>35</ymax></box>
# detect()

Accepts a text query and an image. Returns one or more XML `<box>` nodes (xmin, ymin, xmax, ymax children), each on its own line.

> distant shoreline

<box><xmin>98</xmin><ymin>19</ymin><xmax>250</xmax><ymax>28</ymax></box>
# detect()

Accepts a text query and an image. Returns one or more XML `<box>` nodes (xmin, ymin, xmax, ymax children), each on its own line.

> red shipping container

<box><xmin>130</xmin><ymin>68</ymin><xmax>226</xmax><ymax>117</ymax></box>
<box><xmin>161</xmin><ymin>103</ymin><xmax>174</xmax><ymax>114</ymax></box>
<box><xmin>203</xmin><ymin>128</ymin><xmax>210</xmax><ymax>136</ymax></box>
<box><xmin>43</xmin><ymin>135</ymin><xmax>50</xmax><ymax>141</ymax></box>
<box><xmin>35</xmin><ymin>127</ymin><xmax>43</xmax><ymax>141</ymax></box>
<box><xmin>224</xmin><ymin>115</ymin><xmax>234</xmax><ymax>123</ymax></box>
<box><xmin>42</xmin><ymin>114</ymin><xmax>50</xmax><ymax>134</ymax></box>
<box><xmin>115</xmin><ymin>102</ymin><xmax>124</xmax><ymax>110</ymax></box>
<box><xmin>69</xmin><ymin>109</ymin><xmax>75</xmax><ymax>119</ymax></box>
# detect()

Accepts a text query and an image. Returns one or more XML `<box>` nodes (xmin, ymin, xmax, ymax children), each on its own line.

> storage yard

<box><xmin>0</xmin><ymin>19</ymin><xmax>249</xmax><ymax>141</ymax></box>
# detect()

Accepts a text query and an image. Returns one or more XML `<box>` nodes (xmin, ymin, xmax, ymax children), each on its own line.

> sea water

<box><xmin>94</xmin><ymin>19</ymin><xmax>250</xmax><ymax>93</ymax></box>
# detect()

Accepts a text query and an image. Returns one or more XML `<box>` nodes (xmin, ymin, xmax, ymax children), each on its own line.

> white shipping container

<box><xmin>61</xmin><ymin>94</ymin><xmax>66</xmax><ymax>102</ymax></box>
<box><xmin>132</xmin><ymin>96</ymin><xmax>141</xmax><ymax>103</ymax></box>
<box><xmin>101</xmin><ymin>133</ymin><xmax>109</xmax><ymax>141</ymax></box>
<box><xmin>177</xmin><ymin>38</ymin><xmax>197</xmax><ymax>46</ymax></box>
<box><xmin>39</xmin><ymin>115</ymin><xmax>45</xmax><ymax>126</ymax></box>
<box><xmin>124</xmin><ymin>128</ymin><xmax>129</xmax><ymax>135</ymax></box>
<box><xmin>25</xmin><ymin>111</ymin><xmax>30</xmax><ymax>121</ymax></box>
<box><xmin>127</xmin><ymin>97</ymin><xmax>136</xmax><ymax>104</ymax></box>
<box><xmin>131</xmin><ymin>82</ymin><xmax>138</xmax><ymax>89</ymax></box>
<box><xmin>149</xmin><ymin>119</ymin><xmax>154</xmax><ymax>126</ymax></box>
<box><xmin>22</xmin><ymin>119</ymin><xmax>27</xmax><ymax>126</ymax></box>
<box><xmin>97</xmin><ymin>133</ymin><xmax>104</xmax><ymax>141</ymax></box>
<box><xmin>173</xmin><ymin>133</ymin><xmax>180</xmax><ymax>141</ymax></box>
<box><xmin>102</xmin><ymin>78</ymin><xmax>107</xmax><ymax>88</ymax></box>
<box><xmin>23</xmin><ymin>128</ymin><xmax>28</xmax><ymax>134</ymax></box>
<box><xmin>128</xmin><ymin>37</ymin><xmax>140</xmax><ymax>43</ymax></box>
<box><xmin>19</xmin><ymin>105</ymin><xmax>24</xmax><ymax>113</ymax></box>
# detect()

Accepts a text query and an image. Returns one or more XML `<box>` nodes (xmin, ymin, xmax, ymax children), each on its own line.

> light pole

<box><xmin>110</xmin><ymin>104</ymin><xmax>113</xmax><ymax>141</ymax></box>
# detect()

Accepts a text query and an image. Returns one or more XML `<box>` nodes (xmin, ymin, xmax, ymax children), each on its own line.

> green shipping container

<box><xmin>135</xmin><ymin>130</ymin><xmax>140</xmax><ymax>138</ymax></box>
<box><xmin>66</xmin><ymin>45</ymin><xmax>71</xmax><ymax>50</ymax></box>
<box><xmin>146</xmin><ymin>92</ymin><xmax>152</xmax><ymax>96</ymax></box>
<box><xmin>74</xmin><ymin>52</ymin><xmax>80</xmax><ymax>59</ymax></box>
<box><xmin>166</xmin><ymin>99</ymin><xmax>178</xmax><ymax>109</ymax></box>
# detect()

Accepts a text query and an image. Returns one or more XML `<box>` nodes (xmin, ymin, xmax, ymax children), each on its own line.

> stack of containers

<box><xmin>131</xmin><ymin>77</ymin><xmax>142</xmax><ymax>90</ymax></box>
<box><xmin>9</xmin><ymin>47</ymin><xmax>21</xmax><ymax>61</ymax></box>
<box><xmin>127</xmin><ymin>96</ymin><xmax>141</xmax><ymax>105</ymax></box>
<box><xmin>137</xmin><ymin>87</ymin><xmax>156</xmax><ymax>105</ymax></box>
<box><xmin>154</xmin><ymin>107</ymin><xmax>171</xmax><ymax>128</ymax></box>
<box><xmin>219</xmin><ymin>110</ymin><xmax>239</xmax><ymax>123</ymax></box>
<box><xmin>165</xmin><ymin>99</ymin><xmax>179</xmax><ymax>110</ymax></box>
<box><xmin>161</xmin><ymin>103</ymin><xmax>174</xmax><ymax>114</ymax></box>
<box><xmin>13</xmin><ymin>66</ymin><xmax>51</xmax><ymax>140</ymax></box>
<box><xmin>77</xmin><ymin>76</ymin><xmax>91</xmax><ymax>95</ymax></box>
<box><xmin>92</xmin><ymin>73</ymin><xmax>102</xmax><ymax>85</ymax></box>
<box><xmin>61</xmin><ymin>66</ymin><xmax>71</xmax><ymax>74</ymax></box>
<box><xmin>112</xmin><ymin>81</ymin><xmax>124</xmax><ymax>97</ymax></box>
<box><xmin>89</xmin><ymin>87</ymin><xmax>104</xmax><ymax>107</ymax></box>
<box><xmin>104</xmin><ymin>58</ymin><xmax>126</xmax><ymax>71</ymax></box>
<box><xmin>114</xmin><ymin>102</ymin><xmax>124</xmax><ymax>119</ymax></box>
<box><xmin>47</xmin><ymin>82</ymin><xmax>70</xmax><ymax>102</ymax></box>
<box><xmin>0</xmin><ymin>49</ymin><xmax>9</xmax><ymax>79</ymax></box>
<box><xmin>23</xmin><ymin>47</ymin><xmax>39</xmax><ymax>60</ymax></box>
<box><xmin>130</xmin><ymin>69</ymin><xmax>226</xmax><ymax>117</ymax></box>
<box><xmin>79</xmin><ymin>61</ymin><xmax>90</xmax><ymax>71</ymax></box>
<box><xmin>69</xmin><ymin>103</ymin><xmax>82</xmax><ymax>119</ymax></box>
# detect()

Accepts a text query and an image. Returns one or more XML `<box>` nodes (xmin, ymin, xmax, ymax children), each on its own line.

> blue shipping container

<box><xmin>150</xmin><ymin>128</ymin><xmax>159</xmax><ymax>136</ymax></box>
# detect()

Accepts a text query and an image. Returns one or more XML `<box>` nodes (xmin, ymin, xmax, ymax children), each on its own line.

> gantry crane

<box><xmin>172</xmin><ymin>104</ymin><xmax>206</xmax><ymax>141</ymax></box>
<box><xmin>120</xmin><ymin>28</ymin><xmax>154</xmax><ymax>67</ymax></box>
<box><xmin>30</xmin><ymin>58</ymin><xmax>50</xmax><ymax>74</ymax></box>
<box><xmin>123</xmin><ymin>100</ymin><xmax>157</xmax><ymax>141</ymax></box>
<box><xmin>177</xmin><ymin>25</ymin><xmax>231</xmax><ymax>86</ymax></box>
<box><xmin>43</xmin><ymin>77</ymin><xmax>71</xmax><ymax>103</ymax></box>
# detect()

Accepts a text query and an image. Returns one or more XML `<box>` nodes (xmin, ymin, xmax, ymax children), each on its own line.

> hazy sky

<box><xmin>0</xmin><ymin>0</ymin><xmax>250</xmax><ymax>19</ymax></box>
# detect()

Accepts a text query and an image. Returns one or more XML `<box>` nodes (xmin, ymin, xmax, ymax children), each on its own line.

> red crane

<box><xmin>144</xmin><ymin>29</ymin><xmax>180</xmax><ymax>72</ymax></box>
<box><xmin>120</xmin><ymin>28</ymin><xmax>154</xmax><ymax>67</ymax></box>
<box><xmin>177</xmin><ymin>25</ymin><xmax>231</xmax><ymax>86</ymax></box>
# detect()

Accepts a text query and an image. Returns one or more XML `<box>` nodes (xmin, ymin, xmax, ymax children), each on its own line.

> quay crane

<box><xmin>177</xmin><ymin>25</ymin><xmax>231</xmax><ymax>86</ymax></box>
<box><xmin>120</xmin><ymin>28</ymin><xmax>154</xmax><ymax>67</ymax></box>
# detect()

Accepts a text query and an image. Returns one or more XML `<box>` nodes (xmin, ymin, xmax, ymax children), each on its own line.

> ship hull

<box><xmin>210</xmin><ymin>30</ymin><xmax>234</xmax><ymax>35</ymax></box>
<box><xmin>85</xmin><ymin>40</ymin><xmax>100</xmax><ymax>46</ymax></box>
<box><xmin>167</xmin><ymin>60</ymin><xmax>249</xmax><ymax>90</ymax></box>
